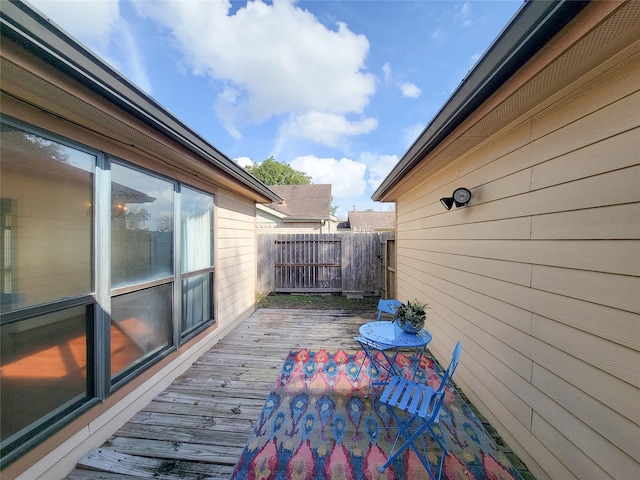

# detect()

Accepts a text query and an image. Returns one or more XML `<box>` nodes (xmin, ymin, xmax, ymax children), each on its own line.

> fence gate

<box><xmin>274</xmin><ymin>234</ymin><xmax>342</xmax><ymax>292</ymax></box>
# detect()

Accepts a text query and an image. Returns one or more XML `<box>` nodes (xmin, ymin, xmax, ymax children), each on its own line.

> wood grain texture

<box><xmin>257</xmin><ymin>233</ymin><xmax>380</xmax><ymax>295</ymax></box>
<box><xmin>65</xmin><ymin>309</ymin><xmax>372</xmax><ymax>479</ymax></box>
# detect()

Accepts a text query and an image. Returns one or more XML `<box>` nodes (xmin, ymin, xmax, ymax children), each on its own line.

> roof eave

<box><xmin>1</xmin><ymin>0</ymin><xmax>280</xmax><ymax>203</ymax></box>
<box><xmin>282</xmin><ymin>216</ymin><xmax>331</xmax><ymax>222</ymax></box>
<box><xmin>372</xmin><ymin>0</ymin><xmax>589</xmax><ymax>202</ymax></box>
<box><xmin>256</xmin><ymin>204</ymin><xmax>287</xmax><ymax>218</ymax></box>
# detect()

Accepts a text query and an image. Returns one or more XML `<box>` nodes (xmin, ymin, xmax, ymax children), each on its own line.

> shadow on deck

<box><xmin>66</xmin><ymin>308</ymin><xmax>532</xmax><ymax>479</ymax></box>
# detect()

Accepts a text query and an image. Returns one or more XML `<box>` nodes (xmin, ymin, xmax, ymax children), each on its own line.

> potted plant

<box><xmin>394</xmin><ymin>299</ymin><xmax>428</xmax><ymax>333</ymax></box>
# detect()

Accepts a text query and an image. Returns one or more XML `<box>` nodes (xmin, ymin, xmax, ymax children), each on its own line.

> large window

<box><xmin>180</xmin><ymin>187</ymin><xmax>214</xmax><ymax>336</ymax></box>
<box><xmin>0</xmin><ymin>123</ymin><xmax>95</xmax><ymax>457</ymax></box>
<box><xmin>0</xmin><ymin>119</ymin><xmax>218</xmax><ymax>465</ymax></box>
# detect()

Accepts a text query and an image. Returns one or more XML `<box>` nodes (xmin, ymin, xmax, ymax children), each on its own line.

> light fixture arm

<box><xmin>440</xmin><ymin>187</ymin><xmax>472</xmax><ymax>210</ymax></box>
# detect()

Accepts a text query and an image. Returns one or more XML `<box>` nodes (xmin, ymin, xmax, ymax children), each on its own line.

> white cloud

<box><xmin>31</xmin><ymin>0</ymin><xmax>152</xmax><ymax>94</ymax></box>
<box><xmin>431</xmin><ymin>27</ymin><xmax>446</xmax><ymax>43</ymax></box>
<box><xmin>399</xmin><ymin>82</ymin><xmax>421</xmax><ymax>98</ymax></box>
<box><xmin>290</xmin><ymin>155</ymin><xmax>367</xmax><ymax>198</ymax></box>
<box><xmin>117</xmin><ymin>24</ymin><xmax>152</xmax><ymax>93</ymax></box>
<box><xmin>359</xmin><ymin>153</ymin><xmax>399</xmax><ymax>190</ymax></box>
<box><xmin>234</xmin><ymin>156</ymin><xmax>254</xmax><ymax>168</ymax></box>
<box><xmin>149</xmin><ymin>189</ymin><xmax>174</xmax><ymax>203</ymax></box>
<box><xmin>468</xmin><ymin>52</ymin><xmax>483</xmax><ymax>71</ymax></box>
<box><xmin>458</xmin><ymin>2</ymin><xmax>473</xmax><ymax>26</ymax></box>
<box><xmin>382</xmin><ymin>62</ymin><xmax>392</xmax><ymax>86</ymax></box>
<box><xmin>403</xmin><ymin>123</ymin><xmax>425</xmax><ymax>149</ymax></box>
<box><xmin>382</xmin><ymin>63</ymin><xmax>420</xmax><ymax>100</ymax></box>
<box><xmin>279</xmin><ymin>112</ymin><xmax>377</xmax><ymax>147</ymax></box>
<box><xmin>30</xmin><ymin>0</ymin><xmax>119</xmax><ymax>50</ymax></box>
<box><xmin>133</xmin><ymin>0</ymin><xmax>376</xmax><ymax>139</ymax></box>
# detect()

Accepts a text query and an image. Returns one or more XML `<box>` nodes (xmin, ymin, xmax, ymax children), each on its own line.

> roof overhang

<box><xmin>372</xmin><ymin>0</ymin><xmax>590</xmax><ymax>202</ymax></box>
<box><xmin>256</xmin><ymin>203</ymin><xmax>288</xmax><ymax>219</ymax></box>
<box><xmin>0</xmin><ymin>0</ymin><xmax>280</xmax><ymax>204</ymax></box>
<box><xmin>256</xmin><ymin>203</ymin><xmax>331</xmax><ymax>223</ymax></box>
<box><xmin>256</xmin><ymin>204</ymin><xmax>334</xmax><ymax>223</ymax></box>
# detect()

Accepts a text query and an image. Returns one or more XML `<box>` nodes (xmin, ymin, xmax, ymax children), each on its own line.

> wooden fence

<box><xmin>257</xmin><ymin>233</ymin><xmax>380</xmax><ymax>295</ymax></box>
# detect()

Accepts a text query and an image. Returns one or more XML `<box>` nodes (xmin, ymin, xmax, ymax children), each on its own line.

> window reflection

<box><xmin>182</xmin><ymin>273</ymin><xmax>213</xmax><ymax>335</ymax></box>
<box><xmin>111</xmin><ymin>163</ymin><xmax>174</xmax><ymax>288</ymax></box>
<box><xmin>111</xmin><ymin>284</ymin><xmax>172</xmax><ymax>378</ymax></box>
<box><xmin>180</xmin><ymin>187</ymin><xmax>214</xmax><ymax>335</ymax></box>
<box><xmin>0</xmin><ymin>123</ymin><xmax>94</xmax><ymax>312</ymax></box>
<box><xmin>0</xmin><ymin>307</ymin><xmax>89</xmax><ymax>446</ymax></box>
<box><xmin>181</xmin><ymin>187</ymin><xmax>214</xmax><ymax>273</ymax></box>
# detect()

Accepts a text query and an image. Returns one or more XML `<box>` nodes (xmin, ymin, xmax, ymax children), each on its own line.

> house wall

<box><xmin>0</xmin><ymin>35</ymin><xmax>262</xmax><ymax>479</ymax></box>
<box><xmin>351</xmin><ymin>226</ymin><xmax>395</xmax><ymax>233</ymax></box>
<box><xmin>256</xmin><ymin>207</ymin><xmax>337</xmax><ymax>233</ymax></box>
<box><xmin>257</xmin><ymin>221</ymin><xmax>325</xmax><ymax>233</ymax></box>
<box><xmin>394</xmin><ymin>39</ymin><xmax>639</xmax><ymax>480</ymax></box>
<box><xmin>216</xmin><ymin>190</ymin><xmax>258</xmax><ymax>323</ymax></box>
<box><xmin>256</xmin><ymin>213</ymin><xmax>335</xmax><ymax>234</ymax></box>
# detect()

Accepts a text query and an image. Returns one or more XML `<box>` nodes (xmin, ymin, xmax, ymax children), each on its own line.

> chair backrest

<box><xmin>376</xmin><ymin>299</ymin><xmax>402</xmax><ymax>321</ymax></box>
<box><xmin>425</xmin><ymin>389</ymin><xmax>446</xmax><ymax>424</ymax></box>
<box><xmin>436</xmin><ymin>341</ymin><xmax>462</xmax><ymax>392</ymax></box>
<box><xmin>381</xmin><ymin>377</ymin><xmax>446</xmax><ymax>423</ymax></box>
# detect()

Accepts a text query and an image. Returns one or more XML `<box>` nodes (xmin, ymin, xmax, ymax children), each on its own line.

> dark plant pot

<box><xmin>396</xmin><ymin>318</ymin><xmax>424</xmax><ymax>334</ymax></box>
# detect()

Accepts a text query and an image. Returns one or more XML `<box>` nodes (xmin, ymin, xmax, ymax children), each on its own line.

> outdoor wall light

<box><xmin>440</xmin><ymin>187</ymin><xmax>472</xmax><ymax>210</ymax></box>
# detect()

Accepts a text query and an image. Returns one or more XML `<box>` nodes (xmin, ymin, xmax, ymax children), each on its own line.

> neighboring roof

<box><xmin>256</xmin><ymin>203</ymin><xmax>288</xmax><ymax>220</ymax></box>
<box><xmin>372</xmin><ymin>0</ymin><xmax>589</xmax><ymax>202</ymax></box>
<box><xmin>346</xmin><ymin>211</ymin><xmax>395</xmax><ymax>230</ymax></box>
<box><xmin>265</xmin><ymin>184</ymin><xmax>332</xmax><ymax>219</ymax></box>
<box><xmin>0</xmin><ymin>1</ymin><xmax>280</xmax><ymax>204</ymax></box>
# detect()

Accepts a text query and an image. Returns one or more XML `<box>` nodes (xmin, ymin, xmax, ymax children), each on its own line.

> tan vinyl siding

<box><xmin>1</xmin><ymin>25</ymin><xmax>270</xmax><ymax>476</ymax></box>
<box><xmin>395</xmin><ymin>44</ymin><xmax>640</xmax><ymax>480</ymax></box>
<box><xmin>215</xmin><ymin>190</ymin><xmax>257</xmax><ymax>324</ymax></box>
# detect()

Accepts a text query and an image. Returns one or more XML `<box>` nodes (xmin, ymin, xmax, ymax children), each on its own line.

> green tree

<box><xmin>157</xmin><ymin>213</ymin><xmax>174</xmax><ymax>232</ymax></box>
<box><xmin>2</xmin><ymin>123</ymin><xmax>71</xmax><ymax>164</ymax></box>
<box><xmin>126</xmin><ymin>208</ymin><xmax>151</xmax><ymax>230</ymax></box>
<box><xmin>245</xmin><ymin>157</ymin><xmax>311</xmax><ymax>185</ymax></box>
<box><xmin>330</xmin><ymin>196</ymin><xmax>338</xmax><ymax>216</ymax></box>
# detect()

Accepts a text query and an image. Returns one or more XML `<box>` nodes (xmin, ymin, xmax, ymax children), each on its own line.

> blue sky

<box><xmin>30</xmin><ymin>0</ymin><xmax>522</xmax><ymax>219</ymax></box>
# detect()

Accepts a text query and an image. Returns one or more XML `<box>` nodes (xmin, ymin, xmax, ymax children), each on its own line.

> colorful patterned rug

<box><xmin>230</xmin><ymin>349</ymin><xmax>525</xmax><ymax>480</ymax></box>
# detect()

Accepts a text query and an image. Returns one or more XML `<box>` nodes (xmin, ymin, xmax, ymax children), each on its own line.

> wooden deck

<box><xmin>66</xmin><ymin>309</ymin><xmax>371</xmax><ymax>479</ymax></box>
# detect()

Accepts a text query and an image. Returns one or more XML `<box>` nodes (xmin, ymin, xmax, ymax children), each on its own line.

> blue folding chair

<box><xmin>378</xmin><ymin>341</ymin><xmax>462</xmax><ymax>480</ymax></box>
<box><xmin>376</xmin><ymin>298</ymin><xmax>402</xmax><ymax>321</ymax></box>
<box><xmin>378</xmin><ymin>377</ymin><xmax>447</xmax><ymax>480</ymax></box>
<box><xmin>435</xmin><ymin>341</ymin><xmax>461</xmax><ymax>392</ymax></box>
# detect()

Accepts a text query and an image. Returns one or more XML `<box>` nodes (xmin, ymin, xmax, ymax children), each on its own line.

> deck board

<box><xmin>67</xmin><ymin>309</ymin><xmax>370</xmax><ymax>479</ymax></box>
<box><xmin>66</xmin><ymin>308</ymin><xmax>532</xmax><ymax>479</ymax></box>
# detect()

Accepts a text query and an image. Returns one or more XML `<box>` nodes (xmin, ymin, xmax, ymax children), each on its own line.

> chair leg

<box><xmin>427</xmin><ymin>424</ymin><xmax>447</xmax><ymax>453</ymax></box>
<box><xmin>355</xmin><ymin>349</ymin><xmax>386</xmax><ymax>397</ymax></box>
<box><xmin>355</xmin><ymin>353</ymin><xmax>367</xmax><ymax>379</ymax></box>
<box><xmin>379</xmin><ymin>410</ymin><xmax>444</xmax><ymax>480</ymax></box>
